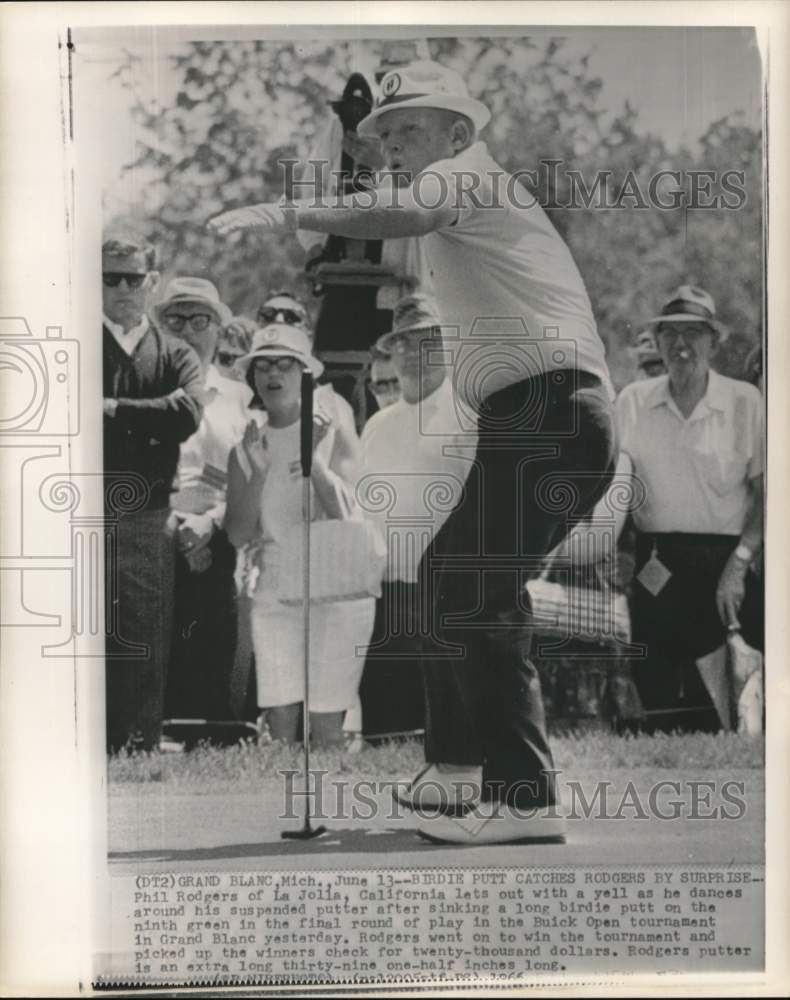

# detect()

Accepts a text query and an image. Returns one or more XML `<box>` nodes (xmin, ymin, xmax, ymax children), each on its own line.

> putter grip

<box><xmin>300</xmin><ymin>371</ymin><xmax>314</xmax><ymax>477</ymax></box>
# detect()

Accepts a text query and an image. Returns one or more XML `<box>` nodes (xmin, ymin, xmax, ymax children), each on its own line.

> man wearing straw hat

<box><xmin>209</xmin><ymin>60</ymin><xmax>617</xmax><ymax>844</ymax></box>
<box><xmin>616</xmin><ymin>284</ymin><xmax>764</xmax><ymax>730</ymax></box>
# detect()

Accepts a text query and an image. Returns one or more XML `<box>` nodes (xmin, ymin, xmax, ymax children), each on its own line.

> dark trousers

<box><xmin>419</xmin><ymin>370</ymin><xmax>617</xmax><ymax>807</ymax></box>
<box><xmin>359</xmin><ymin>581</ymin><xmax>426</xmax><ymax>738</ymax></box>
<box><xmin>630</xmin><ymin>532</ymin><xmax>763</xmax><ymax>732</ymax></box>
<box><xmin>165</xmin><ymin>528</ymin><xmax>238</xmax><ymax>720</ymax></box>
<box><xmin>106</xmin><ymin>507</ymin><xmax>176</xmax><ymax>752</ymax></box>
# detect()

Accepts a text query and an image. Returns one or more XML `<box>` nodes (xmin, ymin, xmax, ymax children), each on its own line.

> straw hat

<box><xmin>153</xmin><ymin>276</ymin><xmax>232</xmax><ymax>325</ymax></box>
<box><xmin>648</xmin><ymin>284</ymin><xmax>727</xmax><ymax>340</ymax></box>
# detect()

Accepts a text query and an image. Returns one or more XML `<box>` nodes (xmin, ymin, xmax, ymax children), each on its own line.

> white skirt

<box><xmin>250</xmin><ymin>585</ymin><xmax>375</xmax><ymax>712</ymax></box>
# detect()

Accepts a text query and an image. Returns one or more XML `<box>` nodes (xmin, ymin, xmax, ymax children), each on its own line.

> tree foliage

<box><xmin>107</xmin><ymin>35</ymin><xmax>763</xmax><ymax>388</ymax></box>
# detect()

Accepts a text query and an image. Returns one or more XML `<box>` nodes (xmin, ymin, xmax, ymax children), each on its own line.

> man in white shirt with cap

<box><xmin>209</xmin><ymin>60</ymin><xmax>617</xmax><ymax>844</ymax></box>
<box><xmin>617</xmin><ymin>285</ymin><xmax>764</xmax><ymax>730</ymax></box>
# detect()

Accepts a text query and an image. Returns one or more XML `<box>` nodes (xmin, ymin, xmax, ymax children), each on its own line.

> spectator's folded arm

<box><xmin>114</xmin><ymin>343</ymin><xmax>204</xmax><ymax>443</ymax></box>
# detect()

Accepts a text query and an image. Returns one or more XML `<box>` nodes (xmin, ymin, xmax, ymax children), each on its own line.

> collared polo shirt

<box><xmin>418</xmin><ymin>142</ymin><xmax>613</xmax><ymax>404</ymax></box>
<box><xmin>616</xmin><ymin>370</ymin><xmax>764</xmax><ymax>534</ymax></box>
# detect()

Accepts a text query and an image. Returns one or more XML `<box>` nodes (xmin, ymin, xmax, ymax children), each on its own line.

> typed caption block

<box><xmin>98</xmin><ymin>865</ymin><xmax>763</xmax><ymax>987</ymax></box>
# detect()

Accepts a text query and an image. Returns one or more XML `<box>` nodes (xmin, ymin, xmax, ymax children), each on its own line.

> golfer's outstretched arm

<box><xmin>209</xmin><ymin>175</ymin><xmax>456</xmax><ymax>241</ymax></box>
<box><xmin>290</xmin><ymin>183</ymin><xmax>455</xmax><ymax>239</ymax></box>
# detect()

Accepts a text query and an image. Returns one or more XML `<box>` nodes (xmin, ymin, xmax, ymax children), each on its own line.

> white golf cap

<box><xmin>236</xmin><ymin>323</ymin><xmax>324</xmax><ymax>378</ymax></box>
<box><xmin>357</xmin><ymin>60</ymin><xmax>491</xmax><ymax>138</ymax></box>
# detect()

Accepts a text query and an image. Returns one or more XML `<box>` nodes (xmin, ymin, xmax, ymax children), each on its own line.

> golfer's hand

<box><xmin>716</xmin><ymin>553</ymin><xmax>748</xmax><ymax>629</ymax></box>
<box><xmin>242</xmin><ymin>419</ymin><xmax>270</xmax><ymax>479</ymax></box>
<box><xmin>208</xmin><ymin>202</ymin><xmax>294</xmax><ymax>237</ymax></box>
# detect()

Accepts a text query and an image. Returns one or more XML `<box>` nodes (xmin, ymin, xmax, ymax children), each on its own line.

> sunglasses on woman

<box><xmin>256</xmin><ymin>305</ymin><xmax>308</xmax><ymax>327</ymax></box>
<box><xmin>161</xmin><ymin>313</ymin><xmax>214</xmax><ymax>333</ymax></box>
<box><xmin>252</xmin><ymin>355</ymin><xmax>299</xmax><ymax>374</ymax></box>
<box><xmin>102</xmin><ymin>272</ymin><xmax>146</xmax><ymax>289</ymax></box>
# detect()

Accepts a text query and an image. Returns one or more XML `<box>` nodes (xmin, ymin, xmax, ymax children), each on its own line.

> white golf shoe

<box><xmin>415</xmin><ymin>800</ymin><xmax>567</xmax><ymax>845</ymax></box>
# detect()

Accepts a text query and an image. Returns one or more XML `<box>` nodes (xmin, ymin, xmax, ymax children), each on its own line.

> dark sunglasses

<box><xmin>103</xmin><ymin>272</ymin><xmax>146</xmax><ymax>289</ymax></box>
<box><xmin>368</xmin><ymin>377</ymin><xmax>401</xmax><ymax>393</ymax></box>
<box><xmin>162</xmin><ymin>313</ymin><xmax>214</xmax><ymax>333</ymax></box>
<box><xmin>253</xmin><ymin>356</ymin><xmax>299</xmax><ymax>373</ymax></box>
<box><xmin>257</xmin><ymin>305</ymin><xmax>307</xmax><ymax>327</ymax></box>
<box><xmin>216</xmin><ymin>350</ymin><xmax>245</xmax><ymax>367</ymax></box>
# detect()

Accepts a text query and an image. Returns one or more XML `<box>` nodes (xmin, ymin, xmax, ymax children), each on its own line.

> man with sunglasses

<box><xmin>102</xmin><ymin>238</ymin><xmax>204</xmax><ymax>754</ymax></box>
<box><xmin>256</xmin><ymin>291</ymin><xmax>311</xmax><ymax>330</ymax></box>
<box><xmin>155</xmin><ymin>277</ymin><xmax>254</xmax><ymax>724</ymax></box>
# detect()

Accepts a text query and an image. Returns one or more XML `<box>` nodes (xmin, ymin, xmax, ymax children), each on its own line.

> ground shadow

<box><xmin>109</xmin><ymin>825</ymin><xmax>438</xmax><ymax>863</ymax></box>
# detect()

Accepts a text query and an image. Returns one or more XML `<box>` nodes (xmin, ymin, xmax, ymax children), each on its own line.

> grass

<box><xmin>109</xmin><ymin>730</ymin><xmax>764</xmax><ymax>793</ymax></box>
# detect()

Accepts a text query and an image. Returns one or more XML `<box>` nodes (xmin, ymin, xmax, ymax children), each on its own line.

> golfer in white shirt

<box><xmin>209</xmin><ymin>60</ymin><xmax>617</xmax><ymax>845</ymax></box>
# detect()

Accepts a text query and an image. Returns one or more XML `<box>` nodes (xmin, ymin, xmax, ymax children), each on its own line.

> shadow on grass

<box><xmin>109</xmin><ymin>825</ymin><xmax>436</xmax><ymax>863</ymax></box>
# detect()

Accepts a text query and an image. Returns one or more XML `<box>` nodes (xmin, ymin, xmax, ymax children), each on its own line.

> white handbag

<box><xmin>277</xmin><ymin>517</ymin><xmax>387</xmax><ymax>606</ymax></box>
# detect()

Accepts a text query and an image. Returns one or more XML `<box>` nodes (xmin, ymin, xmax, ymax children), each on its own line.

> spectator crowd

<box><xmin>103</xmin><ymin>236</ymin><xmax>763</xmax><ymax>756</ymax></box>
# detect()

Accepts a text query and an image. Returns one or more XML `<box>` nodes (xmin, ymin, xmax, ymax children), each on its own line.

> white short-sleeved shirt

<box><xmin>616</xmin><ymin>370</ymin><xmax>764</xmax><ymax>535</ymax></box>
<box><xmin>170</xmin><ymin>364</ymin><xmax>253</xmax><ymax>520</ymax></box>
<box><xmin>417</xmin><ymin>142</ymin><xmax>613</xmax><ymax>405</ymax></box>
<box><xmin>360</xmin><ymin>378</ymin><xmax>477</xmax><ymax>583</ymax></box>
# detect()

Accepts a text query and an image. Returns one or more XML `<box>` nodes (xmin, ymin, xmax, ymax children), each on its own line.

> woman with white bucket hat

<box><xmin>224</xmin><ymin>324</ymin><xmax>375</xmax><ymax>748</ymax></box>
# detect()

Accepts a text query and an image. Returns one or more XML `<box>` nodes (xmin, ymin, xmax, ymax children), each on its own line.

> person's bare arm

<box><xmin>716</xmin><ymin>474</ymin><xmax>764</xmax><ymax>628</ymax></box>
<box><xmin>308</xmin><ymin>416</ymin><xmax>355</xmax><ymax>521</ymax></box>
<box><xmin>208</xmin><ymin>175</ymin><xmax>456</xmax><ymax>241</ymax></box>
<box><xmin>223</xmin><ymin>423</ymin><xmax>267</xmax><ymax>548</ymax></box>
<box><xmin>326</xmin><ymin>394</ymin><xmax>361</xmax><ymax>486</ymax></box>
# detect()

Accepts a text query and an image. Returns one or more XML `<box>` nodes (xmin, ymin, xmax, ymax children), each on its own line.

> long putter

<box><xmin>282</xmin><ymin>371</ymin><xmax>327</xmax><ymax>841</ymax></box>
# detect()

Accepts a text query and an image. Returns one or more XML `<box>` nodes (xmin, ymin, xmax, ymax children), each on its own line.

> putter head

<box><xmin>281</xmin><ymin>823</ymin><xmax>327</xmax><ymax>841</ymax></box>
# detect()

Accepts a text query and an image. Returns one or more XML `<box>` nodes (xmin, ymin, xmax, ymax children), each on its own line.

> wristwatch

<box><xmin>733</xmin><ymin>543</ymin><xmax>753</xmax><ymax>564</ymax></box>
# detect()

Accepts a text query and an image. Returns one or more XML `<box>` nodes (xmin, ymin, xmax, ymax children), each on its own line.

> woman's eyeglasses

<box><xmin>103</xmin><ymin>272</ymin><xmax>146</xmax><ymax>289</ymax></box>
<box><xmin>257</xmin><ymin>305</ymin><xmax>308</xmax><ymax>327</ymax></box>
<box><xmin>252</xmin><ymin>355</ymin><xmax>299</xmax><ymax>374</ymax></box>
<box><xmin>162</xmin><ymin>313</ymin><xmax>214</xmax><ymax>333</ymax></box>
